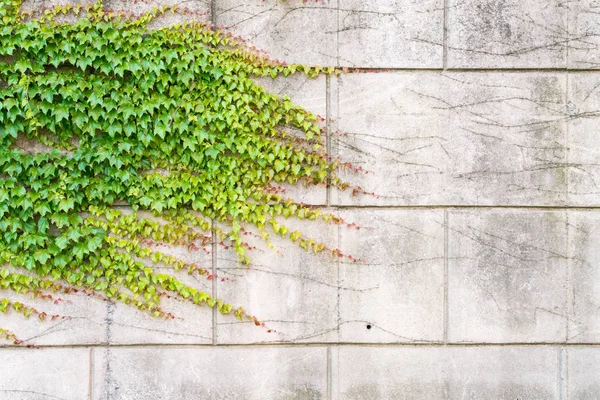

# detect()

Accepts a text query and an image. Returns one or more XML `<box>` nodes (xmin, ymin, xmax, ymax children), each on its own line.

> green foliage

<box><xmin>0</xmin><ymin>0</ymin><xmax>351</xmax><ymax>342</ymax></box>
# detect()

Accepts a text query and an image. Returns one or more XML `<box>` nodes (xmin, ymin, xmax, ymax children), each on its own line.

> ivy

<box><xmin>0</xmin><ymin>0</ymin><xmax>356</xmax><ymax>343</ymax></box>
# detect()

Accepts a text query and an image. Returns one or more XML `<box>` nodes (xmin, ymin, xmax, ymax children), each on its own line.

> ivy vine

<box><xmin>0</xmin><ymin>0</ymin><xmax>359</xmax><ymax>343</ymax></box>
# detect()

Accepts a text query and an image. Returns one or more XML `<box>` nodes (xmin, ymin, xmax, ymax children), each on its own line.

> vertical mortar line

<box><xmin>210</xmin><ymin>0</ymin><xmax>216</xmax><ymax>27</ymax></box>
<box><xmin>211</xmin><ymin>218</ymin><xmax>217</xmax><ymax>345</ymax></box>
<box><xmin>89</xmin><ymin>348</ymin><xmax>94</xmax><ymax>400</ymax></box>
<box><xmin>443</xmin><ymin>209</ymin><xmax>449</xmax><ymax>344</ymax></box>
<box><xmin>327</xmin><ymin>346</ymin><xmax>332</xmax><ymax>400</ymax></box>
<box><xmin>326</xmin><ymin>74</ymin><xmax>331</xmax><ymax>207</ymax></box>
<box><xmin>558</xmin><ymin>347</ymin><xmax>566</xmax><ymax>400</ymax></box>
<box><xmin>443</xmin><ymin>0</ymin><xmax>448</xmax><ymax>69</ymax></box>
<box><xmin>565</xmin><ymin>71</ymin><xmax>570</xmax><ymax>344</ymax></box>
<box><xmin>104</xmin><ymin>301</ymin><xmax>114</xmax><ymax>400</ymax></box>
<box><xmin>336</xmin><ymin>0</ymin><xmax>339</xmax><ymax>68</ymax></box>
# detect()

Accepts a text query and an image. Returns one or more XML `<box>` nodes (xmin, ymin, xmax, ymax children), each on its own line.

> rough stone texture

<box><xmin>332</xmin><ymin>346</ymin><xmax>561</xmax><ymax>399</ymax></box>
<box><xmin>337</xmin><ymin>209</ymin><xmax>445</xmax><ymax>343</ymax></box>
<box><xmin>0</xmin><ymin>348</ymin><xmax>90</xmax><ymax>400</ymax></box>
<box><xmin>447</xmin><ymin>210</ymin><xmax>568</xmax><ymax>343</ymax></box>
<box><xmin>338</xmin><ymin>0</ymin><xmax>444</xmax><ymax>68</ymax></box>
<box><xmin>0</xmin><ymin>292</ymin><xmax>107</xmax><ymax>346</ymax></box>
<box><xmin>567</xmin><ymin>211</ymin><xmax>600</xmax><ymax>343</ymax></box>
<box><xmin>331</xmin><ymin>72</ymin><xmax>567</xmax><ymax>206</ymax></box>
<box><xmin>4</xmin><ymin>0</ymin><xmax>600</xmax><ymax>398</ymax></box>
<box><xmin>568</xmin><ymin>0</ymin><xmax>600</xmax><ymax>69</ymax></box>
<box><xmin>95</xmin><ymin>346</ymin><xmax>328</xmax><ymax>399</ymax></box>
<box><xmin>215</xmin><ymin>217</ymin><xmax>339</xmax><ymax>343</ymax></box>
<box><xmin>568</xmin><ymin>73</ymin><xmax>600</xmax><ymax>206</ymax></box>
<box><xmin>446</xmin><ymin>0</ymin><xmax>567</xmax><ymax>68</ymax></box>
<box><xmin>215</xmin><ymin>0</ymin><xmax>338</xmax><ymax>66</ymax></box>
<box><xmin>567</xmin><ymin>347</ymin><xmax>600</xmax><ymax>399</ymax></box>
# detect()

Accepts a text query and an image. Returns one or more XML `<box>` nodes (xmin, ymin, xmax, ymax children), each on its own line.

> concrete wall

<box><xmin>2</xmin><ymin>0</ymin><xmax>600</xmax><ymax>399</ymax></box>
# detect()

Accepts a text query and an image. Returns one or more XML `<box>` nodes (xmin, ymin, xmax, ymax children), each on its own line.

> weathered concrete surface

<box><xmin>567</xmin><ymin>211</ymin><xmax>600</xmax><ymax>343</ymax></box>
<box><xmin>95</xmin><ymin>346</ymin><xmax>328</xmax><ymax>399</ymax></box>
<box><xmin>338</xmin><ymin>0</ymin><xmax>444</xmax><ymax>68</ymax></box>
<box><xmin>215</xmin><ymin>0</ymin><xmax>338</xmax><ymax>66</ymax></box>
<box><xmin>567</xmin><ymin>347</ymin><xmax>600</xmax><ymax>399</ymax></box>
<box><xmin>0</xmin><ymin>348</ymin><xmax>90</xmax><ymax>400</ymax></box>
<box><xmin>446</xmin><ymin>0</ymin><xmax>567</xmax><ymax>68</ymax></box>
<box><xmin>568</xmin><ymin>0</ymin><xmax>600</xmax><ymax>69</ymax></box>
<box><xmin>331</xmin><ymin>346</ymin><xmax>561</xmax><ymax>399</ymax></box>
<box><xmin>447</xmin><ymin>210</ymin><xmax>568</xmax><ymax>343</ymax></box>
<box><xmin>0</xmin><ymin>291</ymin><xmax>107</xmax><ymax>346</ymax></box>
<box><xmin>337</xmin><ymin>209</ymin><xmax>445</xmax><ymax>343</ymax></box>
<box><xmin>568</xmin><ymin>73</ymin><xmax>600</xmax><ymax>206</ymax></box>
<box><xmin>215</xmin><ymin>217</ymin><xmax>339</xmax><ymax>343</ymax></box>
<box><xmin>332</xmin><ymin>72</ymin><xmax>567</xmax><ymax>206</ymax></box>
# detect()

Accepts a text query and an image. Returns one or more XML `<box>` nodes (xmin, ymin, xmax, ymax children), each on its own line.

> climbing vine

<box><xmin>0</xmin><ymin>0</ymin><xmax>358</xmax><ymax>343</ymax></box>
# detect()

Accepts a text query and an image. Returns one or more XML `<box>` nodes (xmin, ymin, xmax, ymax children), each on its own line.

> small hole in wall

<box><xmin>366</xmin><ymin>324</ymin><xmax>372</xmax><ymax>330</ymax></box>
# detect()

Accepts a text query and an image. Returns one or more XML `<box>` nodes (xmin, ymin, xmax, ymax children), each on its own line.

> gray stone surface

<box><xmin>332</xmin><ymin>346</ymin><xmax>561</xmax><ymax>399</ymax></box>
<box><xmin>567</xmin><ymin>211</ymin><xmax>600</xmax><ymax>343</ymax></box>
<box><xmin>0</xmin><ymin>348</ymin><xmax>90</xmax><ymax>400</ymax></box>
<box><xmin>338</xmin><ymin>0</ymin><xmax>444</xmax><ymax>68</ymax></box>
<box><xmin>568</xmin><ymin>0</ymin><xmax>600</xmax><ymax>69</ymax></box>
<box><xmin>446</xmin><ymin>0</ymin><xmax>567</xmax><ymax>68</ymax></box>
<box><xmin>567</xmin><ymin>73</ymin><xmax>600</xmax><ymax>206</ymax></box>
<box><xmin>95</xmin><ymin>346</ymin><xmax>328</xmax><ymax>399</ymax></box>
<box><xmin>215</xmin><ymin>216</ymin><xmax>339</xmax><ymax>343</ymax></box>
<box><xmin>447</xmin><ymin>210</ymin><xmax>568</xmax><ymax>343</ymax></box>
<box><xmin>337</xmin><ymin>209</ymin><xmax>445</xmax><ymax>343</ymax></box>
<box><xmin>0</xmin><ymin>291</ymin><xmax>107</xmax><ymax>346</ymax></box>
<box><xmin>567</xmin><ymin>347</ymin><xmax>600</xmax><ymax>399</ymax></box>
<box><xmin>331</xmin><ymin>72</ymin><xmax>567</xmax><ymax>206</ymax></box>
<box><xmin>215</xmin><ymin>0</ymin><xmax>338</xmax><ymax>66</ymax></box>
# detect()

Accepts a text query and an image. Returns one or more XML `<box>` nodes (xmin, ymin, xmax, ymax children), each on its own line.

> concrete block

<box><xmin>95</xmin><ymin>346</ymin><xmax>327</xmax><ymax>399</ymax></box>
<box><xmin>567</xmin><ymin>211</ymin><xmax>600</xmax><ymax>342</ymax></box>
<box><xmin>331</xmin><ymin>72</ymin><xmax>567</xmax><ymax>206</ymax></box>
<box><xmin>0</xmin><ymin>291</ymin><xmax>106</xmax><ymax>346</ymax></box>
<box><xmin>215</xmin><ymin>0</ymin><xmax>337</xmax><ymax>66</ymax></box>
<box><xmin>568</xmin><ymin>0</ymin><xmax>600</xmax><ymax>69</ymax></box>
<box><xmin>106</xmin><ymin>0</ymin><xmax>211</xmax><ymax>27</ymax></box>
<box><xmin>215</xmin><ymin>216</ymin><xmax>339</xmax><ymax>343</ymax></box>
<box><xmin>338</xmin><ymin>0</ymin><xmax>444</xmax><ymax>68</ymax></box>
<box><xmin>0</xmin><ymin>348</ymin><xmax>90</xmax><ymax>400</ymax></box>
<box><xmin>446</xmin><ymin>0</ymin><xmax>567</xmax><ymax>68</ymax></box>
<box><xmin>337</xmin><ymin>209</ymin><xmax>445</xmax><ymax>343</ymax></box>
<box><xmin>107</xmin><ymin>248</ymin><xmax>214</xmax><ymax>344</ymax></box>
<box><xmin>447</xmin><ymin>210</ymin><xmax>568</xmax><ymax>343</ymax></box>
<box><xmin>567</xmin><ymin>73</ymin><xmax>600</xmax><ymax>206</ymax></box>
<box><xmin>567</xmin><ymin>347</ymin><xmax>600</xmax><ymax>399</ymax></box>
<box><xmin>332</xmin><ymin>346</ymin><xmax>561</xmax><ymax>399</ymax></box>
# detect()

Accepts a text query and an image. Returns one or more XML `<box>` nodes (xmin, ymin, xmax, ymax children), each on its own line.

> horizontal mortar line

<box><xmin>109</xmin><ymin>204</ymin><xmax>600</xmax><ymax>211</ymax></box>
<box><xmin>339</xmin><ymin>67</ymin><xmax>600</xmax><ymax>73</ymax></box>
<box><xmin>2</xmin><ymin>342</ymin><xmax>600</xmax><ymax>350</ymax></box>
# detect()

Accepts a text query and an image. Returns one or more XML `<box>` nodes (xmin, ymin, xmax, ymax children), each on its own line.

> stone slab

<box><xmin>567</xmin><ymin>211</ymin><xmax>600</xmax><ymax>343</ymax></box>
<box><xmin>447</xmin><ymin>210</ymin><xmax>568</xmax><ymax>343</ymax></box>
<box><xmin>332</xmin><ymin>346</ymin><xmax>561</xmax><ymax>399</ymax></box>
<box><xmin>567</xmin><ymin>73</ymin><xmax>600</xmax><ymax>206</ymax></box>
<box><xmin>0</xmin><ymin>291</ymin><xmax>107</xmax><ymax>346</ymax></box>
<box><xmin>446</xmin><ymin>0</ymin><xmax>567</xmax><ymax>68</ymax></box>
<box><xmin>567</xmin><ymin>347</ymin><xmax>600</xmax><ymax>399</ymax></box>
<box><xmin>338</xmin><ymin>0</ymin><xmax>444</xmax><ymax>68</ymax></box>
<box><xmin>331</xmin><ymin>72</ymin><xmax>568</xmax><ymax>206</ymax></box>
<box><xmin>0</xmin><ymin>348</ymin><xmax>90</xmax><ymax>400</ymax></box>
<box><xmin>568</xmin><ymin>0</ymin><xmax>600</xmax><ymax>69</ymax></box>
<box><xmin>94</xmin><ymin>346</ymin><xmax>327</xmax><ymax>399</ymax></box>
<box><xmin>215</xmin><ymin>0</ymin><xmax>338</xmax><ymax>66</ymax></box>
<box><xmin>215</xmin><ymin>216</ymin><xmax>339</xmax><ymax>343</ymax></box>
<box><xmin>337</xmin><ymin>209</ymin><xmax>445</xmax><ymax>343</ymax></box>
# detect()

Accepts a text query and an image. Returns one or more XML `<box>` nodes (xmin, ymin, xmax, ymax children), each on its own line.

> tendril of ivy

<box><xmin>0</xmin><ymin>0</ymin><xmax>361</xmax><ymax>344</ymax></box>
